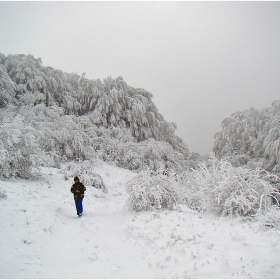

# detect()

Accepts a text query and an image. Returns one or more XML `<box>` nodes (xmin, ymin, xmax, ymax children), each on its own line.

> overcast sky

<box><xmin>1</xmin><ymin>1</ymin><xmax>280</xmax><ymax>155</ymax></box>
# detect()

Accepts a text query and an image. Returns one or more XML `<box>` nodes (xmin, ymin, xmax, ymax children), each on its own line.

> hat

<box><xmin>74</xmin><ymin>176</ymin><xmax>79</xmax><ymax>182</ymax></box>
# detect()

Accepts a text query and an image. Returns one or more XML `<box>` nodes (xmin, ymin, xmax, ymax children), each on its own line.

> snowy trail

<box><xmin>0</xmin><ymin>165</ymin><xmax>152</xmax><ymax>278</ymax></box>
<box><xmin>1</xmin><ymin>164</ymin><xmax>280</xmax><ymax>278</ymax></box>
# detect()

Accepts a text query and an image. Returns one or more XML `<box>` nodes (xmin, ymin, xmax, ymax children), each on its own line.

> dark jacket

<box><xmin>71</xmin><ymin>182</ymin><xmax>86</xmax><ymax>200</ymax></box>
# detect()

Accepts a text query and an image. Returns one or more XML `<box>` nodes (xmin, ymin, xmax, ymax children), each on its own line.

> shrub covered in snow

<box><xmin>61</xmin><ymin>160</ymin><xmax>107</xmax><ymax>193</ymax></box>
<box><xmin>127</xmin><ymin>168</ymin><xmax>183</xmax><ymax>212</ymax></box>
<box><xmin>0</xmin><ymin>113</ymin><xmax>53</xmax><ymax>179</ymax></box>
<box><xmin>96</xmin><ymin>137</ymin><xmax>187</xmax><ymax>173</ymax></box>
<box><xmin>182</xmin><ymin>155</ymin><xmax>279</xmax><ymax>216</ymax></box>
<box><xmin>259</xmin><ymin>206</ymin><xmax>280</xmax><ymax>229</ymax></box>
<box><xmin>0</xmin><ymin>189</ymin><xmax>7</xmax><ymax>200</ymax></box>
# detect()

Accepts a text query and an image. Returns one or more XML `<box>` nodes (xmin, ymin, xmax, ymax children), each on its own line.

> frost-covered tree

<box><xmin>0</xmin><ymin>64</ymin><xmax>17</xmax><ymax>107</ymax></box>
<box><xmin>4</xmin><ymin>54</ymin><xmax>45</xmax><ymax>101</ymax></box>
<box><xmin>213</xmin><ymin>101</ymin><xmax>280</xmax><ymax>172</ymax></box>
<box><xmin>262</xmin><ymin>101</ymin><xmax>280</xmax><ymax>172</ymax></box>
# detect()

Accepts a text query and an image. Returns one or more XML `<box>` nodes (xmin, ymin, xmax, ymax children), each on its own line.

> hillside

<box><xmin>1</xmin><ymin>163</ymin><xmax>280</xmax><ymax>278</ymax></box>
<box><xmin>0</xmin><ymin>52</ymin><xmax>188</xmax><ymax>153</ymax></box>
<box><xmin>0</xmin><ymin>52</ymin><xmax>193</xmax><ymax>179</ymax></box>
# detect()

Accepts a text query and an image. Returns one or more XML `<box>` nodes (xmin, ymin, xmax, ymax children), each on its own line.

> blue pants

<box><xmin>75</xmin><ymin>198</ymin><xmax>84</xmax><ymax>215</ymax></box>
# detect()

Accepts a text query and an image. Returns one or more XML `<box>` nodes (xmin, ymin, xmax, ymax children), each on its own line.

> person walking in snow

<box><xmin>71</xmin><ymin>176</ymin><xmax>86</xmax><ymax>217</ymax></box>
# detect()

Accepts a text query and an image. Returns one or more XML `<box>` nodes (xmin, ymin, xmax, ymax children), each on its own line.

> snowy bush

<box><xmin>259</xmin><ymin>206</ymin><xmax>280</xmax><ymax>229</ymax></box>
<box><xmin>61</xmin><ymin>160</ymin><xmax>107</xmax><ymax>193</ymax></box>
<box><xmin>0</xmin><ymin>114</ymin><xmax>53</xmax><ymax>178</ymax></box>
<box><xmin>121</xmin><ymin>148</ymin><xmax>144</xmax><ymax>170</ymax></box>
<box><xmin>89</xmin><ymin>174</ymin><xmax>106</xmax><ymax>192</ymax></box>
<box><xmin>127</xmin><ymin>168</ymin><xmax>182</xmax><ymax>212</ymax></box>
<box><xmin>182</xmin><ymin>155</ymin><xmax>279</xmax><ymax>216</ymax></box>
<box><xmin>0</xmin><ymin>189</ymin><xmax>7</xmax><ymax>200</ymax></box>
<box><xmin>92</xmin><ymin>135</ymin><xmax>187</xmax><ymax>173</ymax></box>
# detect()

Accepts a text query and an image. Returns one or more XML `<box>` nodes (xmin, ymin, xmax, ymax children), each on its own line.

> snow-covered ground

<box><xmin>0</xmin><ymin>163</ymin><xmax>280</xmax><ymax>278</ymax></box>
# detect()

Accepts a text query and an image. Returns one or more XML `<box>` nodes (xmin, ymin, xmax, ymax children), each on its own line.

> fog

<box><xmin>1</xmin><ymin>1</ymin><xmax>280</xmax><ymax>155</ymax></box>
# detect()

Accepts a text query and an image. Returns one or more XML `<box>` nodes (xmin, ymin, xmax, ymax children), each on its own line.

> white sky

<box><xmin>1</xmin><ymin>1</ymin><xmax>280</xmax><ymax>155</ymax></box>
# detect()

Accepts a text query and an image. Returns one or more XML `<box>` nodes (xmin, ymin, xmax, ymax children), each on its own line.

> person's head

<box><xmin>74</xmin><ymin>176</ymin><xmax>79</xmax><ymax>183</ymax></box>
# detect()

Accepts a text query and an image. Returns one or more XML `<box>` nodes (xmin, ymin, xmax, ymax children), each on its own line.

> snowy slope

<box><xmin>0</xmin><ymin>163</ymin><xmax>280</xmax><ymax>278</ymax></box>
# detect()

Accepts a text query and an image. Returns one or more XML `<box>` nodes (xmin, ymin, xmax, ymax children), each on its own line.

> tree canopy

<box><xmin>213</xmin><ymin>101</ymin><xmax>280</xmax><ymax>173</ymax></box>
